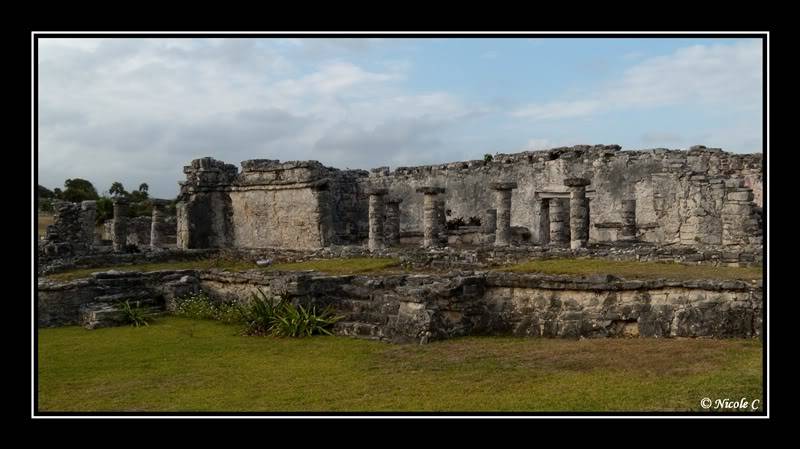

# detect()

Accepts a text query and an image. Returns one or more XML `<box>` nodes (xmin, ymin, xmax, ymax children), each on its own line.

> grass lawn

<box><xmin>37</xmin><ymin>317</ymin><xmax>763</xmax><ymax>412</ymax></box>
<box><xmin>37</xmin><ymin>213</ymin><xmax>54</xmax><ymax>241</ymax></box>
<box><xmin>45</xmin><ymin>257</ymin><xmax>401</xmax><ymax>282</ymax></box>
<box><xmin>499</xmin><ymin>258</ymin><xmax>762</xmax><ymax>281</ymax></box>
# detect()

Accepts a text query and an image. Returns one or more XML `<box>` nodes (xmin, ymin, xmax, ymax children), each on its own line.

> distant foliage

<box><xmin>446</xmin><ymin>217</ymin><xmax>466</xmax><ymax>230</ymax></box>
<box><xmin>61</xmin><ymin>178</ymin><xmax>99</xmax><ymax>203</ymax></box>
<box><xmin>484</xmin><ymin>153</ymin><xmax>493</xmax><ymax>163</ymax></box>
<box><xmin>96</xmin><ymin>197</ymin><xmax>113</xmax><ymax>224</ymax></box>
<box><xmin>38</xmin><ymin>185</ymin><xmax>54</xmax><ymax>198</ymax></box>
<box><xmin>39</xmin><ymin>198</ymin><xmax>54</xmax><ymax>213</ymax></box>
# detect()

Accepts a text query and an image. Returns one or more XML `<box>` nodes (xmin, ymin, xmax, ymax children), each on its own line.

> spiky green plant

<box><xmin>119</xmin><ymin>300</ymin><xmax>150</xmax><ymax>327</ymax></box>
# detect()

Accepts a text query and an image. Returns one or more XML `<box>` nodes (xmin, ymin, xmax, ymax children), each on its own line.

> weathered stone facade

<box><xmin>40</xmin><ymin>200</ymin><xmax>96</xmax><ymax>258</ymax></box>
<box><xmin>38</xmin><ymin>269</ymin><xmax>762</xmax><ymax>342</ymax></box>
<box><xmin>173</xmin><ymin>145</ymin><xmax>762</xmax><ymax>252</ymax></box>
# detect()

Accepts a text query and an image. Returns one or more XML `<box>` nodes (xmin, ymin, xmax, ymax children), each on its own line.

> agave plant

<box><xmin>119</xmin><ymin>299</ymin><xmax>150</xmax><ymax>327</ymax></box>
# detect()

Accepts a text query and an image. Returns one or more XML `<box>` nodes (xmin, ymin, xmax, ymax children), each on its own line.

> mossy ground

<box><xmin>37</xmin><ymin>317</ymin><xmax>762</xmax><ymax>412</ymax></box>
<box><xmin>45</xmin><ymin>257</ymin><xmax>402</xmax><ymax>282</ymax></box>
<box><xmin>498</xmin><ymin>258</ymin><xmax>762</xmax><ymax>281</ymax></box>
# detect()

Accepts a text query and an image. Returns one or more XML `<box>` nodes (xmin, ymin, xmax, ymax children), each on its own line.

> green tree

<box><xmin>109</xmin><ymin>182</ymin><xmax>127</xmax><ymax>197</ymax></box>
<box><xmin>138</xmin><ymin>183</ymin><xmax>149</xmax><ymax>193</ymax></box>
<box><xmin>95</xmin><ymin>197</ymin><xmax>113</xmax><ymax>224</ymax></box>
<box><xmin>38</xmin><ymin>185</ymin><xmax>54</xmax><ymax>198</ymax></box>
<box><xmin>53</xmin><ymin>188</ymin><xmax>62</xmax><ymax>199</ymax></box>
<box><xmin>61</xmin><ymin>178</ymin><xmax>99</xmax><ymax>203</ymax></box>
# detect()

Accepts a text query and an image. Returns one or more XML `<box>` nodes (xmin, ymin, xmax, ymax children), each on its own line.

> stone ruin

<box><xmin>37</xmin><ymin>144</ymin><xmax>765</xmax><ymax>342</ymax></box>
<box><xmin>174</xmin><ymin>144</ymin><xmax>763</xmax><ymax>252</ymax></box>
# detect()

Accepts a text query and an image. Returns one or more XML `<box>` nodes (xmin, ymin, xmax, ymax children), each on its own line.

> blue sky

<box><xmin>38</xmin><ymin>37</ymin><xmax>763</xmax><ymax>198</ymax></box>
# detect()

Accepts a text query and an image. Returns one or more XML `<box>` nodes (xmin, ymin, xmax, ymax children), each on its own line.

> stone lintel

<box><xmin>564</xmin><ymin>177</ymin><xmax>591</xmax><ymax>187</ymax></box>
<box><xmin>365</xmin><ymin>187</ymin><xmax>389</xmax><ymax>196</ymax></box>
<box><xmin>385</xmin><ymin>197</ymin><xmax>403</xmax><ymax>204</ymax></box>
<box><xmin>416</xmin><ymin>186</ymin><xmax>445</xmax><ymax>195</ymax></box>
<box><xmin>490</xmin><ymin>181</ymin><xmax>518</xmax><ymax>191</ymax></box>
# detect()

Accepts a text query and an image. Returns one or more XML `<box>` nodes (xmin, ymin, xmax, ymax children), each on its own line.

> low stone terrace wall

<box><xmin>38</xmin><ymin>269</ymin><xmax>762</xmax><ymax>342</ymax></box>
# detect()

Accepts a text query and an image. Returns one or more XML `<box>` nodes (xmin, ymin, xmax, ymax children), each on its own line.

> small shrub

<box><xmin>484</xmin><ymin>153</ymin><xmax>493</xmax><ymax>163</ymax></box>
<box><xmin>467</xmin><ymin>216</ymin><xmax>481</xmax><ymax>227</ymax></box>
<box><xmin>173</xmin><ymin>292</ymin><xmax>244</xmax><ymax>322</ymax></box>
<box><xmin>119</xmin><ymin>300</ymin><xmax>150</xmax><ymax>327</ymax></box>
<box><xmin>242</xmin><ymin>290</ymin><xmax>284</xmax><ymax>336</ymax></box>
<box><xmin>270</xmin><ymin>302</ymin><xmax>342</xmax><ymax>338</ymax></box>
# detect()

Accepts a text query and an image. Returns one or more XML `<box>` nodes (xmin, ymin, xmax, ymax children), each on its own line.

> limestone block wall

<box><xmin>38</xmin><ymin>270</ymin><xmax>763</xmax><ymax>342</ymax></box>
<box><xmin>361</xmin><ymin>145</ymin><xmax>763</xmax><ymax>246</ymax></box>
<box><xmin>40</xmin><ymin>200</ymin><xmax>97</xmax><ymax>258</ymax></box>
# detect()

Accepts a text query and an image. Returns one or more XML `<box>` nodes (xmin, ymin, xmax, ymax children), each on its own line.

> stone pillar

<box><xmin>111</xmin><ymin>198</ymin><xmax>129</xmax><ymax>252</ymax></box>
<box><xmin>538</xmin><ymin>199</ymin><xmax>550</xmax><ymax>245</ymax></box>
<box><xmin>150</xmin><ymin>203</ymin><xmax>166</xmax><ymax>249</ymax></box>
<box><xmin>367</xmin><ymin>188</ymin><xmax>388</xmax><ymax>251</ymax></box>
<box><xmin>565</xmin><ymin>178</ymin><xmax>591</xmax><ymax>249</ymax></box>
<box><xmin>490</xmin><ymin>181</ymin><xmax>517</xmax><ymax>247</ymax></box>
<box><xmin>549</xmin><ymin>198</ymin><xmax>569</xmax><ymax>246</ymax></box>
<box><xmin>384</xmin><ymin>198</ymin><xmax>402</xmax><ymax>246</ymax></box>
<box><xmin>722</xmin><ymin>185</ymin><xmax>759</xmax><ymax>245</ymax></box>
<box><xmin>620</xmin><ymin>199</ymin><xmax>637</xmax><ymax>241</ymax></box>
<box><xmin>482</xmin><ymin>209</ymin><xmax>497</xmax><ymax>244</ymax></box>
<box><xmin>80</xmin><ymin>200</ymin><xmax>97</xmax><ymax>247</ymax></box>
<box><xmin>416</xmin><ymin>187</ymin><xmax>445</xmax><ymax>248</ymax></box>
<box><xmin>435</xmin><ymin>199</ymin><xmax>447</xmax><ymax>244</ymax></box>
<box><xmin>176</xmin><ymin>201</ymin><xmax>189</xmax><ymax>249</ymax></box>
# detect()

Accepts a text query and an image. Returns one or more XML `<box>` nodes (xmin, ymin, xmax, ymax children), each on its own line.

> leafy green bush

<box><xmin>119</xmin><ymin>300</ymin><xmax>150</xmax><ymax>327</ymax></box>
<box><xmin>484</xmin><ymin>153</ymin><xmax>493</xmax><ymax>162</ymax></box>
<box><xmin>241</xmin><ymin>290</ymin><xmax>284</xmax><ymax>336</ymax></box>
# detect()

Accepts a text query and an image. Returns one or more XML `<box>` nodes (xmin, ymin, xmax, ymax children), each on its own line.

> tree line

<box><xmin>38</xmin><ymin>179</ymin><xmax>176</xmax><ymax>224</ymax></box>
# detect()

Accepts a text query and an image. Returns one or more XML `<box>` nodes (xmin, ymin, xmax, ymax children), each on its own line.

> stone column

<box><xmin>483</xmin><ymin>209</ymin><xmax>497</xmax><ymax>244</ymax></box>
<box><xmin>80</xmin><ymin>200</ymin><xmax>97</xmax><ymax>247</ymax></box>
<box><xmin>435</xmin><ymin>199</ymin><xmax>447</xmax><ymax>244</ymax></box>
<box><xmin>538</xmin><ymin>199</ymin><xmax>550</xmax><ymax>245</ymax></box>
<box><xmin>384</xmin><ymin>198</ymin><xmax>402</xmax><ymax>246</ymax></box>
<box><xmin>176</xmin><ymin>201</ymin><xmax>189</xmax><ymax>249</ymax></box>
<box><xmin>565</xmin><ymin>178</ymin><xmax>591</xmax><ymax>249</ymax></box>
<box><xmin>150</xmin><ymin>203</ymin><xmax>166</xmax><ymax>249</ymax></box>
<box><xmin>416</xmin><ymin>187</ymin><xmax>445</xmax><ymax>248</ymax></box>
<box><xmin>620</xmin><ymin>199</ymin><xmax>637</xmax><ymax>241</ymax></box>
<box><xmin>549</xmin><ymin>198</ymin><xmax>569</xmax><ymax>246</ymax></box>
<box><xmin>490</xmin><ymin>181</ymin><xmax>517</xmax><ymax>247</ymax></box>
<box><xmin>367</xmin><ymin>188</ymin><xmax>388</xmax><ymax>251</ymax></box>
<box><xmin>111</xmin><ymin>198</ymin><xmax>129</xmax><ymax>252</ymax></box>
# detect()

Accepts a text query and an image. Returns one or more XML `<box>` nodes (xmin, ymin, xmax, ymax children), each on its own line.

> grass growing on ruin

<box><xmin>38</xmin><ymin>317</ymin><xmax>763</xmax><ymax>412</ymax></box>
<box><xmin>45</xmin><ymin>257</ymin><xmax>402</xmax><ymax>282</ymax></box>
<box><xmin>499</xmin><ymin>258</ymin><xmax>762</xmax><ymax>281</ymax></box>
<box><xmin>266</xmin><ymin>257</ymin><xmax>400</xmax><ymax>275</ymax></box>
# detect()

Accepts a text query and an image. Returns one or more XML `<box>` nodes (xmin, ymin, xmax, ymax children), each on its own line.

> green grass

<box><xmin>37</xmin><ymin>213</ymin><xmax>54</xmax><ymax>241</ymax></box>
<box><xmin>45</xmin><ymin>258</ymin><xmax>260</xmax><ymax>282</ymax></box>
<box><xmin>37</xmin><ymin>317</ymin><xmax>762</xmax><ymax>412</ymax></box>
<box><xmin>45</xmin><ymin>257</ymin><xmax>402</xmax><ymax>282</ymax></box>
<box><xmin>499</xmin><ymin>258</ymin><xmax>762</xmax><ymax>281</ymax></box>
<box><xmin>266</xmin><ymin>257</ymin><xmax>400</xmax><ymax>275</ymax></box>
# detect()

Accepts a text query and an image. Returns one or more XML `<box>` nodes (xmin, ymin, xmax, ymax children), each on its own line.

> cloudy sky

<box><xmin>37</xmin><ymin>37</ymin><xmax>763</xmax><ymax>198</ymax></box>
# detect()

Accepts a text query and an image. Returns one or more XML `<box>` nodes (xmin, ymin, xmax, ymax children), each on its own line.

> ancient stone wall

<box><xmin>38</xmin><ymin>269</ymin><xmax>762</xmax><ymax>342</ymax></box>
<box><xmin>361</xmin><ymin>145</ymin><xmax>762</xmax><ymax>246</ymax></box>
<box><xmin>40</xmin><ymin>200</ymin><xmax>97</xmax><ymax>258</ymax></box>
<box><xmin>177</xmin><ymin>157</ymin><xmax>369</xmax><ymax>250</ymax></box>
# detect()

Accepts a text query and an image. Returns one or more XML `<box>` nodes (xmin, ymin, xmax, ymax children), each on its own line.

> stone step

<box><xmin>333</xmin><ymin>321</ymin><xmax>384</xmax><ymax>340</ymax></box>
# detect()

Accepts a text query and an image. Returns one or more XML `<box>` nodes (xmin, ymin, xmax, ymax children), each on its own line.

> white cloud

<box><xmin>512</xmin><ymin>40</ymin><xmax>762</xmax><ymax>120</ymax></box>
<box><xmin>37</xmin><ymin>38</ymin><xmax>478</xmax><ymax>198</ymax></box>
